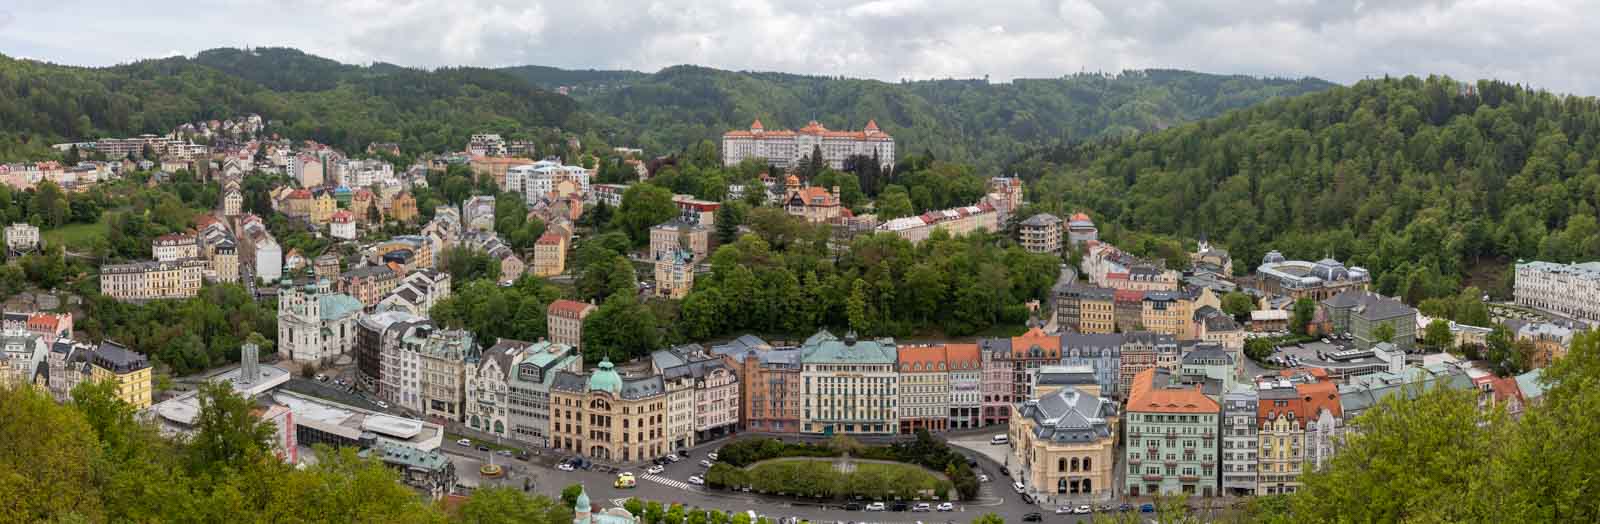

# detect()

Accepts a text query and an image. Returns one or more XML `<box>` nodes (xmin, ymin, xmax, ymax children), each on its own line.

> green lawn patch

<box><xmin>709</xmin><ymin>458</ymin><xmax>953</xmax><ymax>501</ymax></box>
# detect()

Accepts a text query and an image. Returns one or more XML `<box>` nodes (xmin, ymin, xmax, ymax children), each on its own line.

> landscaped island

<box><xmin>705</xmin><ymin>431</ymin><xmax>979</xmax><ymax>501</ymax></box>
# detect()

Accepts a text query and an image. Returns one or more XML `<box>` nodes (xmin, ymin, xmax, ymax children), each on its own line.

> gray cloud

<box><xmin>6</xmin><ymin>0</ymin><xmax>1600</xmax><ymax>94</ymax></box>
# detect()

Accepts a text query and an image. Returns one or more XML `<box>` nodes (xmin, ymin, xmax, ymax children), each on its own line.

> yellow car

<box><xmin>614</xmin><ymin>472</ymin><xmax>637</xmax><ymax>489</ymax></box>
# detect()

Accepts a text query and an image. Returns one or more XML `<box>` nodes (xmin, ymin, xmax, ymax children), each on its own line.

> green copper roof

<box><xmin>800</xmin><ymin>330</ymin><xmax>897</xmax><ymax>364</ymax></box>
<box><xmin>587</xmin><ymin>359</ymin><xmax>623</xmax><ymax>394</ymax></box>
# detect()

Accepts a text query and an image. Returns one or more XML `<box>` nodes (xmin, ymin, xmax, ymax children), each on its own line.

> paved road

<box><xmin>440</xmin><ymin>437</ymin><xmax>1108</xmax><ymax>523</ymax></box>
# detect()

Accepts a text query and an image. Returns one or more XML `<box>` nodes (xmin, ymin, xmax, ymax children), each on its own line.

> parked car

<box><xmin>1140</xmin><ymin>503</ymin><xmax>1155</xmax><ymax>513</ymax></box>
<box><xmin>912</xmin><ymin>503</ymin><xmax>931</xmax><ymax>512</ymax></box>
<box><xmin>977</xmin><ymin>474</ymin><xmax>989</xmax><ymax>482</ymax></box>
<box><xmin>614</xmin><ymin>473</ymin><xmax>636</xmax><ymax>489</ymax></box>
<box><xmin>687</xmin><ymin>475</ymin><xmax>705</xmax><ymax>485</ymax></box>
<box><xmin>1021</xmin><ymin>513</ymin><xmax>1042</xmax><ymax>522</ymax></box>
<box><xmin>842</xmin><ymin>503</ymin><xmax>861</xmax><ymax>511</ymax></box>
<box><xmin>1117</xmin><ymin>504</ymin><xmax>1134</xmax><ymax>513</ymax></box>
<box><xmin>496</xmin><ymin>449</ymin><xmax>512</xmax><ymax>457</ymax></box>
<box><xmin>646</xmin><ymin>465</ymin><xmax>665</xmax><ymax>475</ymax></box>
<box><xmin>1054</xmin><ymin>507</ymin><xmax>1073</xmax><ymax>515</ymax></box>
<box><xmin>707</xmin><ymin>452</ymin><xmax>719</xmax><ymax>461</ymax></box>
<box><xmin>666</xmin><ymin>454</ymin><xmax>683</xmax><ymax>463</ymax></box>
<box><xmin>1011</xmin><ymin>481</ymin><xmax>1026</xmax><ymax>494</ymax></box>
<box><xmin>375</xmin><ymin>400</ymin><xmax>389</xmax><ymax>409</ymax></box>
<box><xmin>865</xmin><ymin>503</ymin><xmax>886</xmax><ymax>512</ymax></box>
<box><xmin>557</xmin><ymin>463</ymin><xmax>575</xmax><ymax>472</ymax></box>
<box><xmin>456</xmin><ymin>438</ymin><xmax>472</xmax><ymax>447</ymax></box>
<box><xmin>699</xmin><ymin>459</ymin><xmax>714</xmax><ymax>468</ymax></box>
<box><xmin>891</xmin><ymin>502</ymin><xmax>908</xmax><ymax>512</ymax></box>
<box><xmin>936</xmin><ymin>503</ymin><xmax>954</xmax><ymax>512</ymax></box>
<box><xmin>515</xmin><ymin>451</ymin><xmax>530</xmax><ymax>462</ymax></box>
<box><xmin>989</xmin><ymin>435</ymin><xmax>1008</xmax><ymax>445</ymax></box>
<box><xmin>477</xmin><ymin>445</ymin><xmax>491</xmax><ymax>452</ymax></box>
<box><xmin>1073</xmin><ymin>505</ymin><xmax>1091</xmax><ymax>515</ymax></box>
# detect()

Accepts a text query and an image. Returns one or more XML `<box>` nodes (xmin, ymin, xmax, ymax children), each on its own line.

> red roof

<box><xmin>330</xmin><ymin>211</ymin><xmax>354</xmax><ymax>222</ymax></box>
<box><xmin>1113</xmin><ymin>289</ymin><xmax>1146</xmax><ymax>303</ymax></box>
<box><xmin>289</xmin><ymin>189</ymin><xmax>312</xmax><ymax>199</ymax></box>
<box><xmin>535</xmin><ymin>232</ymin><xmax>563</xmax><ymax>245</ymax></box>
<box><xmin>1128</xmin><ymin>368</ymin><xmax>1219</xmax><ymax>414</ymax></box>
<box><xmin>897</xmin><ymin>345</ymin><xmax>948</xmax><ymax>372</ymax></box>
<box><xmin>1071</xmin><ymin>212</ymin><xmax>1091</xmax><ymax>221</ymax></box>
<box><xmin>1009</xmin><ymin>327</ymin><xmax>1060</xmax><ymax>359</ymax></box>
<box><xmin>547</xmin><ymin>299</ymin><xmax>595</xmax><ymax>318</ymax></box>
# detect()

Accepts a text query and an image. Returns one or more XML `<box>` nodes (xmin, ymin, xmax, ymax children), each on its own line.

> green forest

<box><xmin>561</xmin><ymin>66</ymin><xmax>1336</xmax><ymax>167</ymax></box>
<box><xmin>1012</xmin><ymin>75</ymin><xmax>1600</xmax><ymax>304</ymax></box>
<box><xmin>0</xmin><ymin>47</ymin><xmax>582</xmax><ymax>160</ymax></box>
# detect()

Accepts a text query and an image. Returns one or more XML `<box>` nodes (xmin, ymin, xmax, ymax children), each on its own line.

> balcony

<box><xmin>1128</xmin><ymin>456</ymin><xmax>1142</xmax><ymax>465</ymax></box>
<box><xmin>1202</xmin><ymin>461</ymin><xmax>1215</xmax><ymax>468</ymax></box>
<box><xmin>1179</xmin><ymin>475</ymin><xmax>1200</xmax><ymax>482</ymax></box>
<box><xmin>1128</xmin><ymin>429</ymin><xmax>1141</xmax><ymax>438</ymax></box>
<box><xmin>1141</xmin><ymin>474</ymin><xmax>1163</xmax><ymax>482</ymax></box>
<box><xmin>1163</xmin><ymin>460</ymin><xmax>1177</xmax><ymax>467</ymax></box>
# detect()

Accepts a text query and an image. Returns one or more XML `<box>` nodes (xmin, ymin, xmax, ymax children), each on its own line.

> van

<box><xmin>990</xmin><ymin>435</ymin><xmax>1008</xmax><ymax>445</ymax></box>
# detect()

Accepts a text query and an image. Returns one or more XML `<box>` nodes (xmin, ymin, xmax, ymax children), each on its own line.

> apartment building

<box><xmin>897</xmin><ymin>345</ymin><xmax>952</xmax><ymax>434</ymax></box>
<box><xmin>546</xmin><ymin>299</ymin><xmax>596</xmax><ymax>351</ymax></box>
<box><xmin>650</xmin><ymin>219</ymin><xmax>710</xmax><ymax>262</ymax></box>
<box><xmin>719</xmin><ymin>338</ymin><xmax>802</xmax><ymax>434</ymax></box>
<box><xmin>946</xmin><ymin>343</ymin><xmax>983</xmax><ymax>429</ymax></box>
<box><xmin>90</xmin><ymin>341</ymin><xmax>153</xmax><ymax>409</ymax></box>
<box><xmin>99</xmin><ymin>258</ymin><xmax>206</xmax><ymax>301</ymax></box>
<box><xmin>1221</xmin><ymin>387</ymin><xmax>1259</xmax><ymax>495</ymax></box>
<box><xmin>1060</xmin><ymin>333</ymin><xmax>1124</xmax><ymax>400</ymax></box>
<box><xmin>1514</xmin><ymin>260</ymin><xmax>1600</xmax><ymax>324</ymax></box>
<box><xmin>1118</xmin><ymin>332</ymin><xmax>1179</xmax><ymax>397</ymax></box>
<box><xmin>505</xmin><ymin>341</ymin><xmax>582</xmax><ymax>447</ymax></box>
<box><xmin>532</xmin><ymin>232</ymin><xmax>568</xmax><ymax>277</ymax></box>
<box><xmin>152</xmin><ymin>233</ymin><xmax>199</xmax><ymax>261</ymax></box>
<box><xmin>1124</xmin><ymin>368</ymin><xmax>1221</xmax><ymax>498</ymax></box>
<box><xmin>339</xmin><ymin>265</ymin><xmax>403</xmax><ymax>307</ymax></box>
<box><xmin>1019</xmin><ymin>213</ymin><xmax>1063</xmax><ymax>256</ymax></box>
<box><xmin>800</xmin><ymin>330</ymin><xmax>900</xmax><ymax>435</ymax></box>
<box><xmin>876</xmin><ymin>202</ymin><xmax>1000</xmax><ymax>245</ymax></box>
<box><xmin>1056</xmin><ymin>284</ymin><xmax>1115</xmax><ymax>334</ymax></box>
<box><xmin>549</xmin><ymin>359</ymin><xmax>670</xmax><ymax>463</ymax></box>
<box><xmin>1255</xmin><ymin>378</ymin><xmax>1342</xmax><ymax>495</ymax></box>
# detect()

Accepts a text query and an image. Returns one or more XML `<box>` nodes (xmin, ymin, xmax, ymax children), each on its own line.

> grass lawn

<box><xmin>733</xmin><ymin>457</ymin><xmax>953</xmax><ymax>500</ymax></box>
<box><xmin>43</xmin><ymin>211</ymin><xmax>119</xmax><ymax>248</ymax></box>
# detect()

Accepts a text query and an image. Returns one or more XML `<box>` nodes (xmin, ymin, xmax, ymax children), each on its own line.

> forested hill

<box><xmin>1016</xmin><ymin>75</ymin><xmax>1600</xmax><ymax>303</ymax></box>
<box><xmin>0</xmin><ymin>48</ymin><xmax>582</xmax><ymax>160</ymax></box>
<box><xmin>547</xmin><ymin>65</ymin><xmax>1337</xmax><ymax>166</ymax></box>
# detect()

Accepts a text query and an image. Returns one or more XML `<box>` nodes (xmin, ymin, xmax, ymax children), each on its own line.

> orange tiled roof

<box><xmin>943</xmin><ymin>343</ymin><xmax>982</xmax><ymax>370</ymax></box>
<box><xmin>547</xmin><ymin>299</ymin><xmax>594</xmax><ymax>318</ymax></box>
<box><xmin>1010</xmin><ymin>326</ymin><xmax>1061</xmax><ymax>359</ymax></box>
<box><xmin>897</xmin><ymin>345</ymin><xmax>948</xmax><ymax>372</ymax></box>
<box><xmin>1127</xmin><ymin>368</ymin><xmax>1219</xmax><ymax>414</ymax></box>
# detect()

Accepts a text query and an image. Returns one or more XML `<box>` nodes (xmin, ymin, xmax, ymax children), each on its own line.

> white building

<box><xmin>277</xmin><ymin>279</ymin><xmax>364</xmax><ymax>363</ymax></box>
<box><xmin>5</xmin><ymin>223</ymin><xmax>39</xmax><ymax>255</ymax></box>
<box><xmin>468</xmin><ymin>134</ymin><xmax>507</xmax><ymax>157</ymax></box>
<box><xmin>722</xmin><ymin>119</ymin><xmax>894</xmax><ymax>170</ymax></box>
<box><xmin>799</xmin><ymin>330</ymin><xmax>900</xmax><ymax>435</ymax></box>
<box><xmin>506</xmin><ymin>160</ymin><xmax>591</xmax><ymax>199</ymax></box>
<box><xmin>330</xmin><ymin>211</ymin><xmax>357</xmax><ymax>240</ymax></box>
<box><xmin>1515</xmin><ymin>261</ymin><xmax>1600</xmax><ymax>324</ymax></box>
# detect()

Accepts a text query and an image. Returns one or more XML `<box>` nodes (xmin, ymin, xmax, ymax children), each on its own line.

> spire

<box><xmin>750</xmin><ymin>119</ymin><xmax>764</xmax><ymax>132</ymax></box>
<box><xmin>865</xmin><ymin>119</ymin><xmax>880</xmax><ymax>132</ymax></box>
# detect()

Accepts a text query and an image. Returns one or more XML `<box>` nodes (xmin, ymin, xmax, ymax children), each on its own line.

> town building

<box><xmin>1113</xmin><ymin>289</ymin><xmax>1145</xmax><ymax>333</ymax></box>
<box><xmin>652</xmin><ymin>346</ymin><xmax>741</xmax><ymax>445</ymax></box>
<box><xmin>945</xmin><ymin>343</ymin><xmax>983</xmax><ymax>429</ymax></box>
<box><xmin>467</xmin><ymin>134</ymin><xmax>507</xmax><ymax>157</ymax></box>
<box><xmin>1514</xmin><ymin>260</ymin><xmax>1600</xmax><ymax>324</ymax></box>
<box><xmin>238</xmin><ymin>215</ymin><xmax>282</xmax><ymax>283</ymax></box>
<box><xmin>1255</xmin><ymin>377</ymin><xmax>1342</xmax><ymax>494</ymax></box>
<box><xmin>721</xmin><ymin>119</ymin><xmax>894</xmax><ymax>170</ymax></box>
<box><xmin>387</xmin><ymin>191</ymin><xmax>419</xmax><ymax>223</ymax></box>
<box><xmin>1066</xmin><ymin>213</ymin><xmax>1098</xmax><ymax>246</ymax></box>
<box><xmin>5</xmin><ymin>223</ymin><xmax>39</xmax><ymax>255</ymax></box>
<box><xmin>1081</xmin><ymin>242</ymin><xmax>1179</xmax><ymax>291</ymax></box>
<box><xmin>277</xmin><ymin>279</ymin><xmax>364</xmax><ymax>363</ymax></box>
<box><xmin>505</xmin><ymin>341</ymin><xmax>582</xmax><ymax>447</ymax></box>
<box><xmin>1516</xmin><ymin>320</ymin><xmax>1578</xmax><ymax>369</ymax></box>
<box><xmin>357</xmin><ymin>310</ymin><xmax>426</xmax><ymax>398</ymax></box>
<box><xmin>547</xmin><ymin>299</ymin><xmax>596</xmax><ymax>351</ymax></box>
<box><xmin>650</xmin><ymin>219</ymin><xmax>710</xmax><ymax>262</ymax></box>
<box><xmin>981</xmin><ymin>341</ymin><xmax>1014</xmax><ymax>426</ymax></box>
<box><xmin>717</xmin><ymin>337</ymin><xmax>801</xmax><ymax>433</ymax></box>
<box><xmin>1321</xmin><ymin>290</ymin><xmax>1417</xmax><ymax>350</ymax></box>
<box><xmin>1253</xmin><ymin>251</ymin><xmax>1371</xmax><ymax>302</ymax></box>
<box><xmin>1118</xmin><ymin>332</ymin><xmax>1179</xmax><ymax>397</ymax></box>
<box><xmin>549</xmin><ymin>359</ymin><xmax>669</xmax><ymax>462</ymax></box>
<box><xmin>672</xmin><ymin>194</ymin><xmax>720</xmax><ymax>227</ymax></box>
<box><xmin>462</xmin><ymin>231</ymin><xmax>525</xmax><ymax>283</ymax></box>
<box><xmin>986</xmin><ymin>177</ymin><xmax>1024</xmax><ymax>222</ymax></box>
<box><xmin>877</xmin><ymin>202</ymin><xmax>1000</xmax><ymax>244</ymax></box>
<box><xmin>1191</xmin><ymin>240</ymin><xmax>1233</xmax><ymax>276</ymax></box>
<box><xmin>466</xmin><ymin>339</ymin><xmax>519</xmax><ymax>438</ymax></box>
<box><xmin>329</xmin><ymin>210</ymin><xmax>356</xmax><ymax>240</ymax></box>
<box><xmin>0</xmin><ymin>329</ymin><xmax>47</xmax><ymax>390</ymax></box>
<box><xmin>1019</xmin><ymin>213</ymin><xmax>1063</xmax><ymax>255</ymax></box>
<box><xmin>1060</xmin><ymin>333</ymin><xmax>1125</xmax><ymax>400</ymax></box>
<box><xmin>376</xmin><ymin>269</ymin><xmax>452</xmax><ymax>317</ymax></box>
<box><xmin>1192</xmin><ymin>305</ymin><xmax>1246</xmax><ymax>354</ymax></box>
<box><xmin>339</xmin><ymin>264</ymin><xmax>402</xmax><ymax>307</ymax></box>
<box><xmin>462</xmin><ymin>195</ymin><xmax>496</xmax><ymax>232</ymax></box>
<box><xmin>99</xmin><ymin>258</ymin><xmax>206</xmax><ymax>301</ymax></box>
<box><xmin>985</xmin><ymin>326</ymin><xmax>1064</xmax><ymax>407</ymax></box>
<box><xmin>897</xmin><ymin>345</ymin><xmax>952</xmax><ymax>434</ymax></box>
<box><xmin>800</xmin><ymin>330</ymin><xmax>899</xmax><ymax>435</ymax></box>
<box><xmin>152</xmin><ymin>233</ymin><xmax>199</xmax><ymax>261</ymax></box>
<box><xmin>1124</xmin><ymin>368</ymin><xmax>1221</xmax><ymax>497</ymax></box>
<box><xmin>1056</xmin><ymin>284</ymin><xmax>1115</xmax><ymax>334</ymax></box>
<box><xmin>314</xmin><ymin>254</ymin><xmax>341</xmax><ymax>283</ymax></box>
<box><xmin>654</xmin><ymin>248</ymin><xmax>695</xmax><ymax>299</ymax></box>
<box><xmin>403</xmin><ymin>325</ymin><xmax>477</xmax><ymax>421</ymax></box>
<box><xmin>90</xmin><ymin>341</ymin><xmax>153</xmax><ymax>409</ymax></box>
<box><xmin>1220</xmin><ymin>386</ymin><xmax>1259</xmax><ymax>495</ymax></box>
<box><xmin>1010</xmin><ymin>385</ymin><xmax>1118</xmax><ymax>505</ymax></box>
<box><xmin>779</xmin><ymin>175</ymin><xmax>847</xmax><ymax>224</ymax></box>
<box><xmin>532</xmin><ymin>232</ymin><xmax>568</xmax><ymax>277</ymax></box>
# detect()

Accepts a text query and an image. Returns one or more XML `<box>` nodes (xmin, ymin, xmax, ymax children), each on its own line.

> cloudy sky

<box><xmin>4</xmin><ymin>0</ymin><xmax>1596</xmax><ymax>93</ymax></box>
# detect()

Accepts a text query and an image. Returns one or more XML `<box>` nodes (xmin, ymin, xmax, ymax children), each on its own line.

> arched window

<box><xmin>1057</xmin><ymin>478</ymin><xmax>1067</xmax><ymax>494</ymax></box>
<box><xmin>1082</xmin><ymin>478</ymin><xmax>1092</xmax><ymax>494</ymax></box>
<box><xmin>1082</xmin><ymin>457</ymin><xmax>1092</xmax><ymax>470</ymax></box>
<box><xmin>1070</xmin><ymin>457</ymin><xmax>1080</xmax><ymax>472</ymax></box>
<box><xmin>1058</xmin><ymin>458</ymin><xmax>1067</xmax><ymax>472</ymax></box>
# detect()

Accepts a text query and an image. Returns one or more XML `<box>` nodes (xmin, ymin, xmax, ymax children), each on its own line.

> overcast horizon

<box><xmin>4</xmin><ymin>0</ymin><xmax>1598</xmax><ymax>94</ymax></box>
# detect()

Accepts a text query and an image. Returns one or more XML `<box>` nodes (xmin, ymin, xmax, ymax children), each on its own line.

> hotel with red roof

<box><xmin>721</xmin><ymin>119</ymin><xmax>895</xmax><ymax>170</ymax></box>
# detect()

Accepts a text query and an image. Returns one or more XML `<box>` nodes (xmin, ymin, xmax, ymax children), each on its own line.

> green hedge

<box><xmin>709</xmin><ymin>431</ymin><xmax>978</xmax><ymax>500</ymax></box>
<box><xmin>707</xmin><ymin>460</ymin><xmax>952</xmax><ymax>501</ymax></box>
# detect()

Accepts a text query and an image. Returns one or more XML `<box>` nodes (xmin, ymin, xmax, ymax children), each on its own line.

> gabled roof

<box><xmin>1126</xmin><ymin>368</ymin><xmax>1218</xmax><ymax>414</ymax></box>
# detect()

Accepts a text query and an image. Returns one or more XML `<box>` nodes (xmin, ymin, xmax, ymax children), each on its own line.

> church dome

<box><xmin>587</xmin><ymin>359</ymin><xmax>622</xmax><ymax>394</ymax></box>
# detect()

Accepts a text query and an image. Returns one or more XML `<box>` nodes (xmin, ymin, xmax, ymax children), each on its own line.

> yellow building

<box><xmin>1080</xmin><ymin>292</ymin><xmax>1115</xmax><ymax>334</ymax></box>
<box><xmin>532</xmin><ymin>232</ymin><xmax>567</xmax><ymax>277</ymax></box>
<box><xmin>1010</xmin><ymin>386</ymin><xmax>1118</xmax><ymax>504</ymax></box>
<box><xmin>549</xmin><ymin>359</ymin><xmax>670</xmax><ymax>463</ymax></box>
<box><xmin>388</xmin><ymin>192</ymin><xmax>419</xmax><ymax>223</ymax></box>
<box><xmin>90</xmin><ymin>341</ymin><xmax>152</xmax><ymax>409</ymax></box>
<box><xmin>311</xmin><ymin>193</ymin><xmax>337</xmax><ymax>225</ymax></box>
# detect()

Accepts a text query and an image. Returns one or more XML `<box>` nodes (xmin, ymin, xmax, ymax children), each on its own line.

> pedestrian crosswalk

<box><xmin>641</xmin><ymin>473</ymin><xmax>702</xmax><ymax>491</ymax></box>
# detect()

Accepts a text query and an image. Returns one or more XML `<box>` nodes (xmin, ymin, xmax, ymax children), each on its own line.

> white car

<box><xmin>865</xmin><ymin>503</ymin><xmax>886</xmax><ymax>512</ymax></box>
<box><xmin>1055</xmin><ymin>506</ymin><xmax>1073</xmax><ymax>515</ymax></box>
<box><xmin>937</xmin><ymin>503</ymin><xmax>954</xmax><ymax>512</ymax></box>
<box><xmin>666</xmin><ymin>454</ymin><xmax>683</xmax><ymax>463</ymax></box>
<box><xmin>376</xmin><ymin>400</ymin><xmax>389</xmax><ymax>409</ymax></box>
<box><xmin>978</xmin><ymin>474</ymin><xmax>990</xmax><ymax>482</ymax></box>
<box><xmin>646</xmin><ymin>465</ymin><xmax>664</xmax><ymax>475</ymax></box>
<box><xmin>456</xmin><ymin>438</ymin><xmax>472</xmax><ymax>447</ymax></box>
<box><xmin>912</xmin><ymin>503</ymin><xmax>931</xmax><ymax>512</ymax></box>
<box><xmin>1073</xmin><ymin>505</ymin><xmax>1092</xmax><ymax>515</ymax></box>
<box><xmin>557</xmin><ymin>463</ymin><xmax>576</xmax><ymax>472</ymax></box>
<box><xmin>687</xmin><ymin>475</ymin><xmax>705</xmax><ymax>485</ymax></box>
<box><xmin>708</xmin><ymin>452</ymin><xmax>719</xmax><ymax>460</ymax></box>
<box><xmin>699</xmin><ymin>460</ymin><xmax>714</xmax><ymax>468</ymax></box>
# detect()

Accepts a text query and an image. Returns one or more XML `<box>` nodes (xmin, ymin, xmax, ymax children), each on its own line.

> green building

<box><xmin>1124</xmin><ymin>367</ymin><xmax>1221</xmax><ymax>498</ymax></box>
<box><xmin>1321</xmin><ymin>290</ymin><xmax>1416</xmax><ymax>351</ymax></box>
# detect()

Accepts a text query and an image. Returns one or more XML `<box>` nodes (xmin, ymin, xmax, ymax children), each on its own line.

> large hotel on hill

<box><xmin>722</xmin><ymin>119</ymin><xmax>895</xmax><ymax>170</ymax></box>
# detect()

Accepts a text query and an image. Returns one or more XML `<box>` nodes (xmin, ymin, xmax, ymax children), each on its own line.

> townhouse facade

<box><xmin>800</xmin><ymin>331</ymin><xmax>900</xmax><ymax>435</ymax></box>
<box><xmin>1124</xmin><ymin>368</ymin><xmax>1221</xmax><ymax>498</ymax></box>
<box><xmin>1514</xmin><ymin>261</ymin><xmax>1600</xmax><ymax>323</ymax></box>
<box><xmin>99</xmin><ymin>258</ymin><xmax>206</xmax><ymax>301</ymax></box>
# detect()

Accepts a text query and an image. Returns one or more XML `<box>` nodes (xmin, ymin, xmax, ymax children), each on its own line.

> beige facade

<box><xmin>1018</xmin><ymin>214</ymin><xmax>1063</xmax><ymax>256</ymax></box>
<box><xmin>549</xmin><ymin>360</ymin><xmax>670</xmax><ymax>463</ymax></box>
<box><xmin>1010</xmin><ymin>388</ymin><xmax>1117</xmax><ymax>504</ymax></box>
<box><xmin>532</xmin><ymin>233</ymin><xmax>567</xmax><ymax>277</ymax></box>
<box><xmin>152</xmin><ymin>233</ymin><xmax>199</xmax><ymax>261</ymax></box>
<box><xmin>90</xmin><ymin>342</ymin><xmax>153</xmax><ymax>409</ymax></box>
<box><xmin>650</xmin><ymin>220</ymin><xmax>710</xmax><ymax>262</ymax></box>
<box><xmin>547</xmin><ymin>300</ymin><xmax>596</xmax><ymax>350</ymax></box>
<box><xmin>654</xmin><ymin>250</ymin><xmax>695</xmax><ymax>299</ymax></box>
<box><xmin>100</xmin><ymin>259</ymin><xmax>206</xmax><ymax>301</ymax></box>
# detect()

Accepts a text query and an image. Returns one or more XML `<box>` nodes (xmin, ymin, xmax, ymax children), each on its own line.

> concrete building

<box><xmin>1321</xmin><ymin>290</ymin><xmax>1417</xmax><ymax>351</ymax></box>
<box><xmin>549</xmin><ymin>359</ymin><xmax>669</xmax><ymax>463</ymax></box>
<box><xmin>505</xmin><ymin>341</ymin><xmax>582</xmax><ymax>447</ymax></box>
<box><xmin>90</xmin><ymin>341</ymin><xmax>153</xmax><ymax>409</ymax></box>
<box><xmin>1515</xmin><ymin>260</ymin><xmax>1600</xmax><ymax>324</ymax></box>
<box><xmin>329</xmin><ymin>210</ymin><xmax>356</xmax><ymax>240</ymax></box>
<box><xmin>800</xmin><ymin>330</ymin><xmax>899</xmax><ymax>435</ymax></box>
<box><xmin>1010</xmin><ymin>386</ymin><xmax>1118</xmax><ymax>505</ymax></box>
<box><xmin>721</xmin><ymin>119</ymin><xmax>894</xmax><ymax>170</ymax></box>
<box><xmin>239</xmin><ymin>215</ymin><xmax>282</xmax><ymax>283</ymax></box>
<box><xmin>718</xmin><ymin>337</ymin><xmax>802</xmax><ymax>433</ymax></box>
<box><xmin>99</xmin><ymin>258</ymin><xmax>206</xmax><ymax>301</ymax></box>
<box><xmin>409</xmin><ymin>326</ymin><xmax>477</xmax><ymax>422</ymax></box>
<box><xmin>277</xmin><ymin>279</ymin><xmax>364</xmax><ymax>363</ymax></box>
<box><xmin>1220</xmin><ymin>387</ymin><xmax>1259</xmax><ymax>495</ymax></box>
<box><xmin>1124</xmin><ymin>368</ymin><xmax>1221</xmax><ymax>498</ymax></box>
<box><xmin>1019</xmin><ymin>213</ymin><xmax>1063</xmax><ymax>256</ymax></box>
<box><xmin>462</xmin><ymin>195</ymin><xmax>496</xmax><ymax>232</ymax></box>
<box><xmin>897</xmin><ymin>344</ymin><xmax>952</xmax><ymax>434</ymax></box>
<box><xmin>546</xmin><ymin>299</ymin><xmax>596</xmax><ymax>351</ymax></box>
<box><xmin>357</xmin><ymin>310</ymin><xmax>426</xmax><ymax>397</ymax></box>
